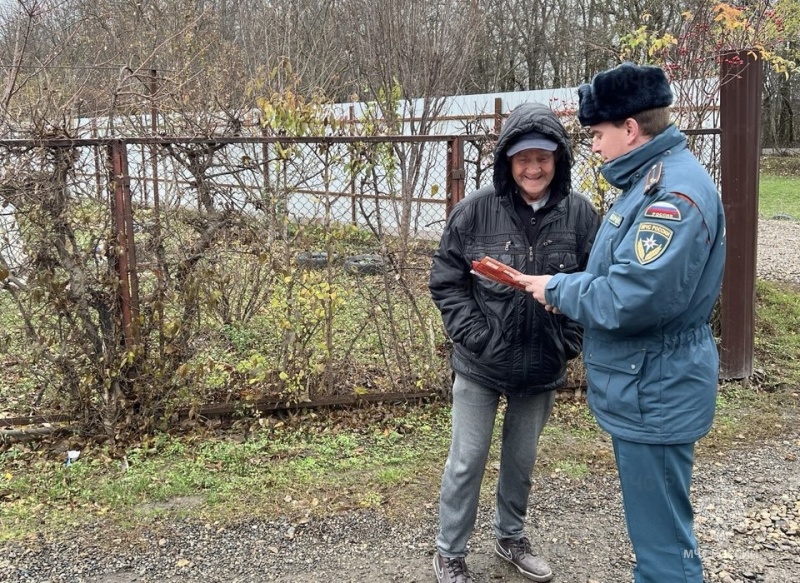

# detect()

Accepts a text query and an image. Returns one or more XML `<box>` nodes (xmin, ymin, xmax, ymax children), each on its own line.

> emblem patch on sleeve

<box><xmin>635</xmin><ymin>222</ymin><xmax>673</xmax><ymax>264</ymax></box>
<box><xmin>643</xmin><ymin>202</ymin><xmax>681</xmax><ymax>221</ymax></box>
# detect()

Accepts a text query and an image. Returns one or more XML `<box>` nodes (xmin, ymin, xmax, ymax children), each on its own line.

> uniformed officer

<box><xmin>514</xmin><ymin>62</ymin><xmax>726</xmax><ymax>583</ymax></box>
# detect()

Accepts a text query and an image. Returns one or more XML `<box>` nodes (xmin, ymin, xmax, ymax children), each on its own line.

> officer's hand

<box><xmin>512</xmin><ymin>274</ymin><xmax>553</xmax><ymax>306</ymax></box>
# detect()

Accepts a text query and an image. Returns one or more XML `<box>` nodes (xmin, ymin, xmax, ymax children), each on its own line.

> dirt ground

<box><xmin>4</xmin><ymin>402</ymin><xmax>799</xmax><ymax>583</ymax></box>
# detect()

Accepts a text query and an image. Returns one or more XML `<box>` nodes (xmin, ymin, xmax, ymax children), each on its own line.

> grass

<box><xmin>705</xmin><ymin>280</ymin><xmax>800</xmax><ymax>447</ymax></box>
<box><xmin>759</xmin><ymin>175</ymin><xmax>800</xmax><ymax>219</ymax></box>
<box><xmin>759</xmin><ymin>155</ymin><xmax>800</xmax><ymax>219</ymax></box>
<box><xmin>0</xmin><ymin>405</ymin><xmax>454</xmax><ymax>541</ymax></box>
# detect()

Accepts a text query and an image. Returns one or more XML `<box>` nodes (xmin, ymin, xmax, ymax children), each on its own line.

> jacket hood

<box><xmin>494</xmin><ymin>102</ymin><xmax>573</xmax><ymax>199</ymax></box>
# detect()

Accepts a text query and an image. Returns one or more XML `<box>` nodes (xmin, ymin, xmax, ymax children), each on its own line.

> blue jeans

<box><xmin>436</xmin><ymin>373</ymin><xmax>556</xmax><ymax>557</ymax></box>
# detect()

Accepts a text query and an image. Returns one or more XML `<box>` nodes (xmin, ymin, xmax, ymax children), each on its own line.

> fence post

<box><xmin>719</xmin><ymin>49</ymin><xmax>762</xmax><ymax>380</ymax></box>
<box><xmin>350</xmin><ymin>105</ymin><xmax>358</xmax><ymax>225</ymax></box>
<box><xmin>109</xmin><ymin>141</ymin><xmax>140</xmax><ymax>350</ymax></box>
<box><xmin>149</xmin><ymin>69</ymin><xmax>165</xmax><ymax>356</ymax></box>
<box><xmin>494</xmin><ymin>97</ymin><xmax>503</xmax><ymax>135</ymax></box>
<box><xmin>149</xmin><ymin>69</ymin><xmax>160</xmax><ymax>214</ymax></box>
<box><xmin>446</xmin><ymin>136</ymin><xmax>465</xmax><ymax>218</ymax></box>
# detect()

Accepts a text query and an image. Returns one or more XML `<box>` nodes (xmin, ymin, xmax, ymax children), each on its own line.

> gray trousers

<box><xmin>436</xmin><ymin>373</ymin><xmax>556</xmax><ymax>557</ymax></box>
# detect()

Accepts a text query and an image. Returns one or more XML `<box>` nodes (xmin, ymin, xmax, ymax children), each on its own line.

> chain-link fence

<box><xmin>0</xmin><ymin>122</ymin><xmax>720</xmax><ymax>433</ymax></box>
<box><xmin>0</xmin><ymin>135</ymin><xmax>472</xmax><ymax>433</ymax></box>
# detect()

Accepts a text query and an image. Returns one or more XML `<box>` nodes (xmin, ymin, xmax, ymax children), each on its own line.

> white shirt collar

<box><xmin>529</xmin><ymin>192</ymin><xmax>550</xmax><ymax>213</ymax></box>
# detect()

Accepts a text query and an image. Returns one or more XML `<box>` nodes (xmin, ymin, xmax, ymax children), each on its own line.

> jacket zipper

<box><xmin>523</xmin><ymin>244</ymin><xmax>534</xmax><ymax>382</ymax></box>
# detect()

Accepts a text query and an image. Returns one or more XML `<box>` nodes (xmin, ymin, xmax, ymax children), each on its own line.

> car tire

<box><xmin>343</xmin><ymin>254</ymin><xmax>386</xmax><ymax>275</ymax></box>
<box><xmin>297</xmin><ymin>251</ymin><xmax>338</xmax><ymax>269</ymax></box>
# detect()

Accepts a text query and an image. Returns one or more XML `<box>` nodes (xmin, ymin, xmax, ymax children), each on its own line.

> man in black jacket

<box><xmin>429</xmin><ymin>103</ymin><xmax>599</xmax><ymax>583</ymax></box>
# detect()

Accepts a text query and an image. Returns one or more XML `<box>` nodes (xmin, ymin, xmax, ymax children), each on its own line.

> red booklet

<box><xmin>470</xmin><ymin>257</ymin><xmax>527</xmax><ymax>291</ymax></box>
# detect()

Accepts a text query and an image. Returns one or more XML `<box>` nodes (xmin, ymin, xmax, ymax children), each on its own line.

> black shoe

<box><xmin>494</xmin><ymin>536</ymin><xmax>553</xmax><ymax>582</ymax></box>
<box><xmin>433</xmin><ymin>551</ymin><xmax>473</xmax><ymax>583</ymax></box>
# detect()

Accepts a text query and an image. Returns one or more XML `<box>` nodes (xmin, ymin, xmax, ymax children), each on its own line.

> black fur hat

<box><xmin>578</xmin><ymin>62</ymin><xmax>673</xmax><ymax>126</ymax></box>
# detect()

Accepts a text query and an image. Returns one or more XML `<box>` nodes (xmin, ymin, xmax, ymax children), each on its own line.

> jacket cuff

<box><xmin>544</xmin><ymin>273</ymin><xmax>565</xmax><ymax>307</ymax></box>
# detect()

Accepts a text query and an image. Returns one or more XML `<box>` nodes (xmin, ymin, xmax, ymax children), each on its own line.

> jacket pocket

<box><xmin>475</xmin><ymin>274</ymin><xmax>518</xmax><ymax>298</ymax></box>
<box><xmin>469</xmin><ymin>240</ymin><xmax>525</xmax><ymax>297</ymax></box>
<box><xmin>468</xmin><ymin>238</ymin><xmax>520</xmax><ymax>268</ymax></box>
<box><xmin>584</xmin><ymin>346</ymin><xmax>646</xmax><ymax>425</ymax></box>
<box><xmin>544</xmin><ymin>252</ymin><xmax>579</xmax><ymax>275</ymax></box>
<box><xmin>541</xmin><ymin>237</ymin><xmax>578</xmax><ymax>275</ymax></box>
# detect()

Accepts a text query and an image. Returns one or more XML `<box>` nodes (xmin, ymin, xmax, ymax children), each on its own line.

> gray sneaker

<box><xmin>433</xmin><ymin>551</ymin><xmax>473</xmax><ymax>583</ymax></box>
<box><xmin>494</xmin><ymin>536</ymin><xmax>553</xmax><ymax>582</ymax></box>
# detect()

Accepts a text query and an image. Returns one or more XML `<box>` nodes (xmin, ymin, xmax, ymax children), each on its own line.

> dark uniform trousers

<box><xmin>612</xmin><ymin>437</ymin><xmax>703</xmax><ymax>583</ymax></box>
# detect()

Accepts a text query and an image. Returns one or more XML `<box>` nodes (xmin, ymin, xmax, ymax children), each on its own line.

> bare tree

<box><xmin>341</xmin><ymin>0</ymin><xmax>484</xmax><ymax>251</ymax></box>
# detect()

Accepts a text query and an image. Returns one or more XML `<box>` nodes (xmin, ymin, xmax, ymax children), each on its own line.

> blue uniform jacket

<box><xmin>545</xmin><ymin>125</ymin><xmax>726</xmax><ymax>444</ymax></box>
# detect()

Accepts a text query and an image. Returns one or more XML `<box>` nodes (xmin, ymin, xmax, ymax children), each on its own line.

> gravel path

<box><xmin>3</xmin><ymin>218</ymin><xmax>799</xmax><ymax>583</ymax></box>
<box><xmin>3</xmin><ymin>430</ymin><xmax>799</xmax><ymax>583</ymax></box>
<box><xmin>757</xmin><ymin>219</ymin><xmax>800</xmax><ymax>284</ymax></box>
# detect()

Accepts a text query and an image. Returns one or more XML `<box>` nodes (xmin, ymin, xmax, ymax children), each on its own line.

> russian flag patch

<box><xmin>643</xmin><ymin>201</ymin><xmax>681</xmax><ymax>221</ymax></box>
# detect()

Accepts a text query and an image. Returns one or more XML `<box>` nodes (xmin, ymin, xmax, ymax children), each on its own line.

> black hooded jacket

<box><xmin>429</xmin><ymin>103</ymin><xmax>600</xmax><ymax>395</ymax></box>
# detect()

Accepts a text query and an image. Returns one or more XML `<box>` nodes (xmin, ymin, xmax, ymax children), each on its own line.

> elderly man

<box><xmin>429</xmin><ymin>102</ymin><xmax>599</xmax><ymax>583</ymax></box>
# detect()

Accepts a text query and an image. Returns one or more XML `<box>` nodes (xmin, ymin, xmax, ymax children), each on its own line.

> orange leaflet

<box><xmin>470</xmin><ymin>257</ymin><xmax>527</xmax><ymax>291</ymax></box>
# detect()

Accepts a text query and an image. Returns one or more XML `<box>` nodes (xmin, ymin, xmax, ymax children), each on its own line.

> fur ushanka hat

<box><xmin>577</xmin><ymin>62</ymin><xmax>673</xmax><ymax>126</ymax></box>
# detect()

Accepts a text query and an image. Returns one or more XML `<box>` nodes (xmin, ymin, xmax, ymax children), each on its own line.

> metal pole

<box><xmin>150</xmin><ymin>69</ymin><xmax>164</xmax><ymax>356</ymax></box>
<box><xmin>109</xmin><ymin>142</ymin><xmax>139</xmax><ymax>349</ymax></box>
<box><xmin>719</xmin><ymin>49</ymin><xmax>762</xmax><ymax>380</ymax></box>
<box><xmin>494</xmin><ymin>97</ymin><xmax>503</xmax><ymax>135</ymax></box>
<box><xmin>446</xmin><ymin>136</ymin><xmax>465</xmax><ymax>219</ymax></box>
<box><xmin>350</xmin><ymin>104</ymin><xmax>357</xmax><ymax>225</ymax></box>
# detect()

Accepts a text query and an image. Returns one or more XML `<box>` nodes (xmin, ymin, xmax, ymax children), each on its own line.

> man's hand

<box><xmin>512</xmin><ymin>274</ymin><xmax>560</xmax><ymax>313</ymax></box>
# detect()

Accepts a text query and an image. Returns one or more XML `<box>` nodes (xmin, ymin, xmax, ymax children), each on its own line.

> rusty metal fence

<box><xmin>0</xmin><ymin>125</ymin><xmax>722</xmax><ymax>428</ymax></box>
<box><xmin>0</xmin><ymin>126</ymin><xmax>722</xmax><ymax>292</ymax></box>
<box><xmin>0</xmin><ymin>51</ymin><xmax>765</xmax><ymax>437</ymax></box>
<box><xmin>0</xmin><ymin>134</ymin><xmax>494</xmax><ymax>430</ymax></box>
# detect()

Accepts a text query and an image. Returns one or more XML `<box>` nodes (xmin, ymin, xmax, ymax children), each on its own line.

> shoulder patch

<box><xmin>635</xmin><ymin>222</ymin><xmax>673</xmax><ymax>264</ymax></box>
<box><xmin>642</xmin><ymin>161</ymin><xmax>663</xmax><ymax>195</ymax></box>
<box><xmin>643</xmin><ymin>201</ymin><xmax>681</xmax><ymax>221</ymax></box>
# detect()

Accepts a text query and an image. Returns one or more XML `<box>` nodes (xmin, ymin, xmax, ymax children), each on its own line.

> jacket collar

<box><xmin>600</xmin><ymin>125</ymin><xmax>686</xmax><ymax>190</ymax></box>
